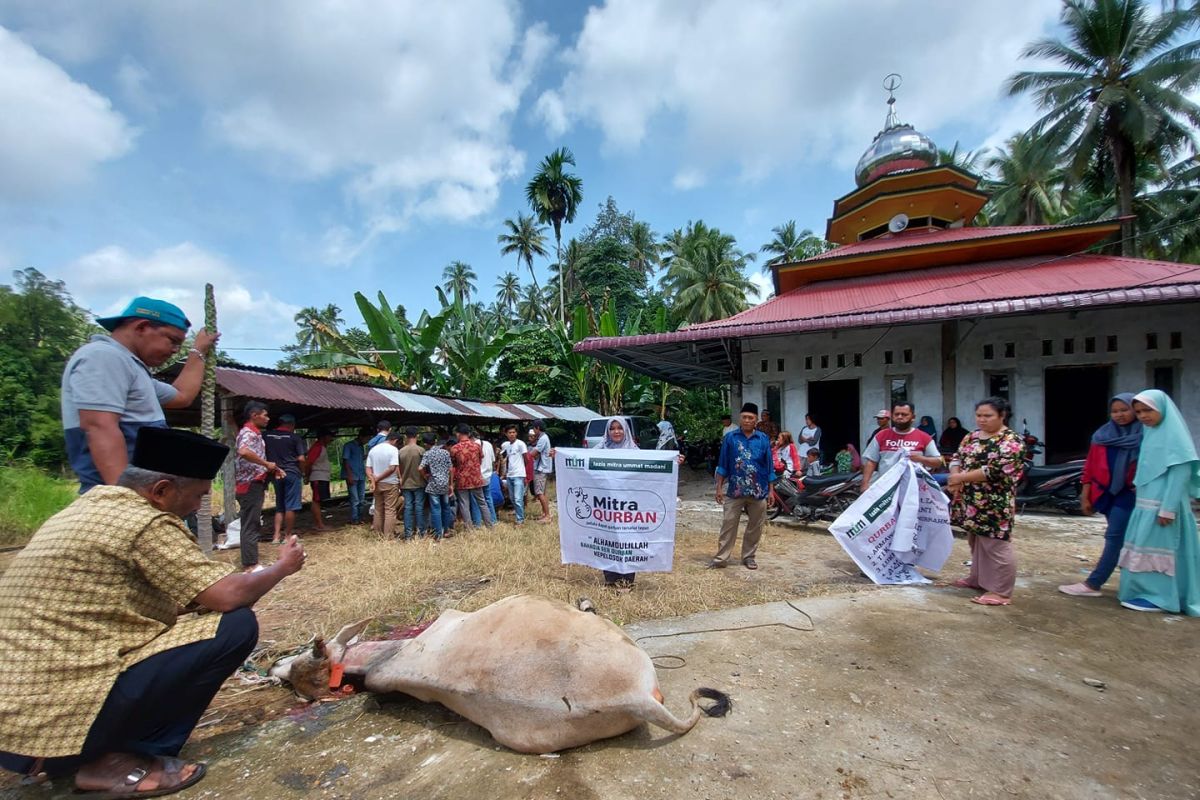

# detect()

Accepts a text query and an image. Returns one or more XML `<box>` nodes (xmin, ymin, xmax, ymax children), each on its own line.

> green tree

<box><xmin>984</xmin><ymin>132</ymin><xmax>1072</xmax><ymax>225</ymax></box>
<box><xmin>497</xmin><ymin>213</ymin><xmax>550</xmax><ymax>315</ymax></box>
<box><xmin>441</xmin><ymin>261</ymin><xmax>478</xmax><ymax>303</ymax></box>
<box><xmin>292</xmin><ymin>304</ymin><xmax>345</xmax><ymax>352</ymax></box>
<box><xmin>0</xmin><ymin>269</ymin><xmax>92</xmax><ymax>469</ymax></box>
<box><xmin>525</xmin><ymin>147</ymin><xmax>584</xmax><ymax>321</ymax></box>
<box><xmin>628</xmin><ymin>220</ymin><xmax>661</xmax><ymax>280</ymax></box>
<box><xmin>1005</xmin><ymin>0</ymin><xmax>1200</xmax><ymax>254</ymax></box>
<box><xmin>937</xmin><ymin>141</ymin><xmax>988</xmax><ymax>173</ymax></box>
<box><xmin>494</xmin><ymin>326</ymin><xmax>577</xmax><ymax>405</ymax></box>
<box><xmin>495</xmin><ymin>271</ymin><xmax>522</xmax><ymax>312</ymax></box>
<box><xmin>758</xmin><ymin>220</ymin><xmax>832</xmax><ymax>267</ymax></box>
<box><xmin>574</xmin><ymin>236</ymin><xmax>645</xmax><ymax>324</ymax></box>
<box><xmin>660</xmin><ymin>222</ymin><xmax>758</xmax><ymax>324</ymax></box>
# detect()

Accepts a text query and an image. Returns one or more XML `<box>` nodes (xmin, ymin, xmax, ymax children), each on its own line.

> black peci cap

<box><xmin>132</xmin><ymin>427</ymin><xmax>229</xmax><ymax>480</ymax></box>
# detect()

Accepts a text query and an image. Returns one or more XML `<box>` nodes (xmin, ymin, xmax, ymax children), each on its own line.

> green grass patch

<box><xmin>0</xmin><ymin>465</ymin><xmax>78</xmax><ymax>547</ymax></box>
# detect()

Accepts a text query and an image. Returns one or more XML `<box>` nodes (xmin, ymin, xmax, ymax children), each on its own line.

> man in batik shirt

<box><xmin>0</xmin><ymin>428</ymin><xmax>305</xmax><ymax>796</ymax></box>
<box><xmin>712</xmin><ymin>402</ymin><xmax>776</xmax><ymax>570</ymax></box>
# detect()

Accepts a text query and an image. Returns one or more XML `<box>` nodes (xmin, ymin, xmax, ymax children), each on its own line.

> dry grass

<box><xmin>233</xmin><ymin>514</ymin><xmax>809</xmax><ymax>649</ymax></box>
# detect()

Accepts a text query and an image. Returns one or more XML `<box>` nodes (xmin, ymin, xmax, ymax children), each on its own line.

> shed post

<box><xmin>220</xmin><ymin>393</ymin><xmax>237</xmax><ymax>547</ymax></box>
<box><xmin>196</xmin><ymin>283</ymin><xmax>218</xmax><ymax>555</ymax></box>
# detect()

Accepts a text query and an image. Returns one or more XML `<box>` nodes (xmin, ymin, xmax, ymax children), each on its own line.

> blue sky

<box><xmin>0</xmin><ymin>0</ymin><xmax>1063</xmax><ymax>366</ymax></box>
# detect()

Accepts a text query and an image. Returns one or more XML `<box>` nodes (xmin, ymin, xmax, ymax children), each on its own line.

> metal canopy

<box><xmin>581</xmin><ymin>337</ymin><xmax>742</xmax><ymax>388</ymax></box>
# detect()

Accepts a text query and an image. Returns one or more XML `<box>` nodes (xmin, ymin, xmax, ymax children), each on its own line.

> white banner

<box><xmin>555</xmin><ymin>448</ymin><xmax>679</xmax><ymax>573</ymax></box>
<box><xmin>828</xmin><ymin>460</ymin><xmax>954</xmax><ymax>585</ymax></box>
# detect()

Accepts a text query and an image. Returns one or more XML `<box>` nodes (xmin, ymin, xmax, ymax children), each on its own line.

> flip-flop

<box><xmin>952</xmin><ymin>578</ymin><xmax>981</xmax><ymax>589</ymax></box>
<box><xmin>75</xmin><ymin>757</ymin><xmax>207</xmax><ymax>799</ymax></box>
<box><xmin>971</xmin><ymin>594</ymin><xmax>1012</xmax><ymax>607</ymax></box>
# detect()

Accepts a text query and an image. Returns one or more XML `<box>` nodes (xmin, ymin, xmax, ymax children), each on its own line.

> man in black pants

<box><xmin>0</xmin><ymin>427</ymin><xmax>306</xmax><ymax>796</ymax></box>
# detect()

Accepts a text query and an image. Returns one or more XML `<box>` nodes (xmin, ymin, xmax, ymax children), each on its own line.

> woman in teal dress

<box><xmin>1116</xmin><ymin>389</ymin><xmax>1200</xmax><ymax>614</ymax></box>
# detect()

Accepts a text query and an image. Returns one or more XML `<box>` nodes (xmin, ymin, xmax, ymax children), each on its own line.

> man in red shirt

<box><xmin>860</xmin><ymin>402</ymin><xmax>944</xmax><ymax>486</ymax></box>
<box><xmin>450</xmin><ymin>423</ymin><xmax>494</xmax><ymax>528</ymax></box>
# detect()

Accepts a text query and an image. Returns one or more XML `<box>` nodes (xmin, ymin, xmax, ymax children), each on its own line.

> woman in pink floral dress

<box><xmin>946</xmin><ymin>397</ymin><xmax>1027</xmax><ymax>606</ymax></box>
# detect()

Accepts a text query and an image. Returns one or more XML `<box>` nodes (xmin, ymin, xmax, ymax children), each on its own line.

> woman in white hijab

<box><xmin>593</xmin><ymin>418</ymin><xmax>639</xmax><ymax>590</ymax></box>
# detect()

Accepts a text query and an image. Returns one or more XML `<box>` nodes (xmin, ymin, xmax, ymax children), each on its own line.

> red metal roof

<box><xmin>217</xmin><ymin>367</ymin><xmax>403</xmax><ymax>412</ymax></box>
<box><xmin>801</xmin><ymin>223</ymin><xmax>1088</xmax><ymax>262</ymax></box>
<box><xmin>577</xmin><ymin>253</ymin><xmax>1200</xmax><ymax>351</ymax></box>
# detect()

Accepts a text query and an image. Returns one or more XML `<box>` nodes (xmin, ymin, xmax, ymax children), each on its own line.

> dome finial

<box><xmin>882</xmin><ymin>73</ymin><xmax>903</xmax><ymax>129</ymax></box>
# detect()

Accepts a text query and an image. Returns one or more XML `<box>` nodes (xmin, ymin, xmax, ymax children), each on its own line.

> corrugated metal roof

<box><xmin>456</xmin><ymin>400</ymin><xmax>520</xmax><ymax>419</ymax></box>
<box><xmin>374</xmin><ymin>389</ymin><xmax>462</xmax><ymax>416</ymax></box>
<box><xmin>802</xmin><ymin>223</ymin><xmax>1083</xmax><ymax>262</ymax></box>
<box><xmin>212</xmin><ymin>366</ymin><xmax>599</xmax><ymax>422</ymax></box>
<box><xmin>577</xmin><ymin>253</ymin><xmax>1200</xmax><ymax>352</ymax></box>
<box><xmin>217</xmin><ymin>367</ymin><xmax>402</xmax><ymax>411</ymax></box>
<box><xmin>546</xmin><ymin>406</ymin><xmax>600</xmax><ymax>422</ymax></box>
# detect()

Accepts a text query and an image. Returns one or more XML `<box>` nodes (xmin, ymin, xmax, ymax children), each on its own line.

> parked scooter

<box><xmin>766</xmin><ymin>471</ymin><xmax>862</xmax><ymax>522</ymax></box>
<box><xmin>1014</xmin><ymin>423</ymin><xmax>1084</xmax><ymax>514</ymax></box>
<box><xmin>680</xmin><ymin>432</ymin><xmax>718</xmax><ymax>474</ymax></box>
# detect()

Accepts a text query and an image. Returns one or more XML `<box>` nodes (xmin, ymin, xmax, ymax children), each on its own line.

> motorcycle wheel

<box><xmin>820</xmin><ymin>494</ymin><xmax>855</xmax><ymax>521</ymax></box>
<box><xmin>766</xmin><ymin>495</ymin><xmax>783</xmax><ymax>520</ymax></box>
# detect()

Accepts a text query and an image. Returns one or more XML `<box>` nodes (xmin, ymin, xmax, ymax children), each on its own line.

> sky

<box><xmin>0</xmin><ymin>0</ymin><xmax>1065</xmax><ymax>366</ymax></box>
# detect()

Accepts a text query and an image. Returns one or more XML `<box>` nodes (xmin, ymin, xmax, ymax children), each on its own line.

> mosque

<box><xmin>576</xmin><ymin>81</ymin><xmax>1200</xmax><ymax>461</ymax></box>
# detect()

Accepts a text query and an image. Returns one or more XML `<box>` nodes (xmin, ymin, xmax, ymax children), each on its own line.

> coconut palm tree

<box><xmin>516</xmin><ymin>283</ymin><xmax>549</xmax><ymax>324</ymax></box>
<box><xmin>984</xmin><ymin>132</ymin><xmax>1072</xmax><ymax>225</ymax></box>
<box><xmin>494</xmin><ymin>271</ymin><xmax>522</xmax><ymax>312</ymax></box>
<box><xmin>525</xmin><ymin>147</ymin><xmax>584</xmax><ymax>321</ymax></box>
<box><xmin>758</xmin><ymin>220</ymin><xmax>832</xmax><ymax>267</ymax></box>
<box><xmin>937</xmin><ymin>141</ymin><xmax>988</xmax><ymax>174</ymax></box>
<box><xmin>1005</xmin><ymin>0</ymin><xmax>1200</xmax><ymax>254</ymax></box>
<box><xmin>498</xmin><ymin>213</ymin><xmax>549</xmax><ymax>309</ymax></box>
<box><xmin>293</xmin><ymin>303</ymin><xmax>345</xmax><ymax>352</ymax></box>
<box><xmin>628</xmin><ymin>220</ymin><xmax>660</xmax><ymax>279</ymax></box>
<box><xmin>661</xmin><ymin>222</ymin><xmax>759</xmax><ymax>323</ymax></box>
<box><xmin>441</xmin><ymin>261</ymin><xmax>478</xmax><ymax>303</ymax></box>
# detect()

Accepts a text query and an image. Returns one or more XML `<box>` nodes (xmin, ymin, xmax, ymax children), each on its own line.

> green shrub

<box><xmin>0</xmin><ymin>465</ymin><xmax>78</xmax><ymax>547</ymax></box>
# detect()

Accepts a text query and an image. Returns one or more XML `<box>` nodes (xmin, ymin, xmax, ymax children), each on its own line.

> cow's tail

<box><xmin>641</xmin><ymin>687</ymin><xmax>732</xmax><ymax>734</ymax></box>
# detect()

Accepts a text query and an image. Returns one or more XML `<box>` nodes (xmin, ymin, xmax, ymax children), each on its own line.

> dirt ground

<box><xmin>3</xmin><ymin>469</ymin><xmax>1199</xmax><ymax>799</ymax></box>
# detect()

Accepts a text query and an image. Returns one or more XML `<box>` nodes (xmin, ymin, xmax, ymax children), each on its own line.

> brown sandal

<box><xmin>75</xmin><ymin>755</ymin><xmax>207</xmax><ymax>799</ymax></box>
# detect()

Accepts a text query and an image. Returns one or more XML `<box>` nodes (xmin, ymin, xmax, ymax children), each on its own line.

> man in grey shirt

<box><xmin>61</xmin><ymin>296</ymin><xmax>218</xmax><ymax>492</ymax></box>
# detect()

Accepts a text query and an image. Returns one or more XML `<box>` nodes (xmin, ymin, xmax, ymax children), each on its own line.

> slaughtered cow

<box><xmin>271</xmin><ymin>594</ymin><xmax>731</xmax><ymax>754</ymax></box>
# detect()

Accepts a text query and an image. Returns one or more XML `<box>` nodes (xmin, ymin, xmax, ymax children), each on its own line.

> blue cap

<box><xmin>96</xmin><ymin>296</ymin><xmax>191</xmax><ymax>332</ymax></box>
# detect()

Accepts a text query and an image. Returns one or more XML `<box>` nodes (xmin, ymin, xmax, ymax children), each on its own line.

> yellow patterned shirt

<box><xmin>0</xmin><ymin>486</ymin><xmax>233</xmax><ymax>757</ymax></box>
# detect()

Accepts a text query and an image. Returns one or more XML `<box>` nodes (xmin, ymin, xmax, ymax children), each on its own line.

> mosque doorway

<box><xmin>1044</xmin><ymin>365</ymin><xmax>1112</xmax><ymax>463</ymax></box>
<box><xmin>807</xmin><ymin>379</ymin><xmax>860</xmax><ymax>462</ymax></box>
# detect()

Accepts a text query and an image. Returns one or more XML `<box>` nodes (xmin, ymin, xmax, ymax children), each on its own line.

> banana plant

<box><xmin>434</xmin><ymin>287</ymin><xmax>534</xmax><ymax>396</ymax></box>
<box><xmin>354</xmin><ymin>291</ymin><xmax>450</xmax><ymax>392</ymax></box>
<box><xmin>586</xmin><ymin>292</ymin><xmax>641</xmax><ymax>415</ymax></box>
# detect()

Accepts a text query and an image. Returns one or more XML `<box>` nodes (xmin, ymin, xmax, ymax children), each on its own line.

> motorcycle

<box><xmin>1014</xmin><ymin>422</ymin><xmax>1084</xmax><ymax>514</ymax></box>
<box><xmin>680</xmin><ymin>432</ymin><xmax>718</xmax><ymax>474</ymax></box>
<box><xmin>766</xmin><ymin>471</ymin><xmax>862</xmax><ymax>522</ymax></box>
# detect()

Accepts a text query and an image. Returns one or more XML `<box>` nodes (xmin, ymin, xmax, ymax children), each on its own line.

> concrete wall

<box><xmin>739</xmin><ymin>302</ymin><xmax>1200</xmax><ymax>458</ymax></box>
<box><xmin>741</xmin><ymin>322</ymin><xmax>943</xmax><ymax>440</ymax></box>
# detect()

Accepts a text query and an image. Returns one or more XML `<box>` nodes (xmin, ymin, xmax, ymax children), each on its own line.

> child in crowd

<box><xmin>805</xmin><ymin>449</ymin><xmax>824</xmax><ymax>478</ymax></box>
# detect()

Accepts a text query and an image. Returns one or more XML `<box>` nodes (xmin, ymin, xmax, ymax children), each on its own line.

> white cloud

<box><xmin>0</xmin><ymin>26</ymin><xmax>135</xmax><ymax>200</ymax></box>
<box><xmin>672</xmin><ymin>167</ymin><xmax>706</xmax><ymax>191</ymax></box>
<box><xmin>123</xmin><ymin>2</ymin><xmax>552</xmax><ymax>261</ymax></box>
<box><xmin>52</xmin><ymin>243</ymin><xmax>300</xmax><ymax>360</ymax></box>
<box><xmin>115</xmin><ymin>56</ymin><xmax>158</xmax><ymax>116</ymax></box>
<box><xmin>541</xmin><ymin>0</ymin><xmax>1061</xmax><ymax>180</ymax></box>
<box><xmin>748</xmin><ymin>269</ymin><xmax>772</xmax><ymax>305</ymax></box>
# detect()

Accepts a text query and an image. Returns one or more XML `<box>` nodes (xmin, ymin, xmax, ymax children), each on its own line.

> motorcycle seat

<box><xmin>1026</xmin><ymin>461</ymin><xmax>1085</xmax><ymax>478</ymax></box>
<box><xmin>800</xmin><ymin>473</ymin><xmax>858</xmax><ymax>490</ymax></box>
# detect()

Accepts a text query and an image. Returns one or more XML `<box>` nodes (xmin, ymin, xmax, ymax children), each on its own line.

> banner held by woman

<box><xmin>555</xmin><ymin>448</ymin><xmax>680</xmax><ymax>573</ymax></box>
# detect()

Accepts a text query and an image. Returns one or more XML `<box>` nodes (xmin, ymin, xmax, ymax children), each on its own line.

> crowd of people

<box><xmin>233</xmin><ymin>410</ymin><xmax>559</xmax><ymax>572</ymax></box>
<box><xmin>744</xmin><ymin>396</ymin><xmax>1200</xmax><ymax>613</ymax></box>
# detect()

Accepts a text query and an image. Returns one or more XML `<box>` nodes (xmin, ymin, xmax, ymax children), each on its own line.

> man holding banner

<box><xmin>556</xmin><ymin>421</ymin><xmax>681</xmax><ymax>590</ymax></box>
